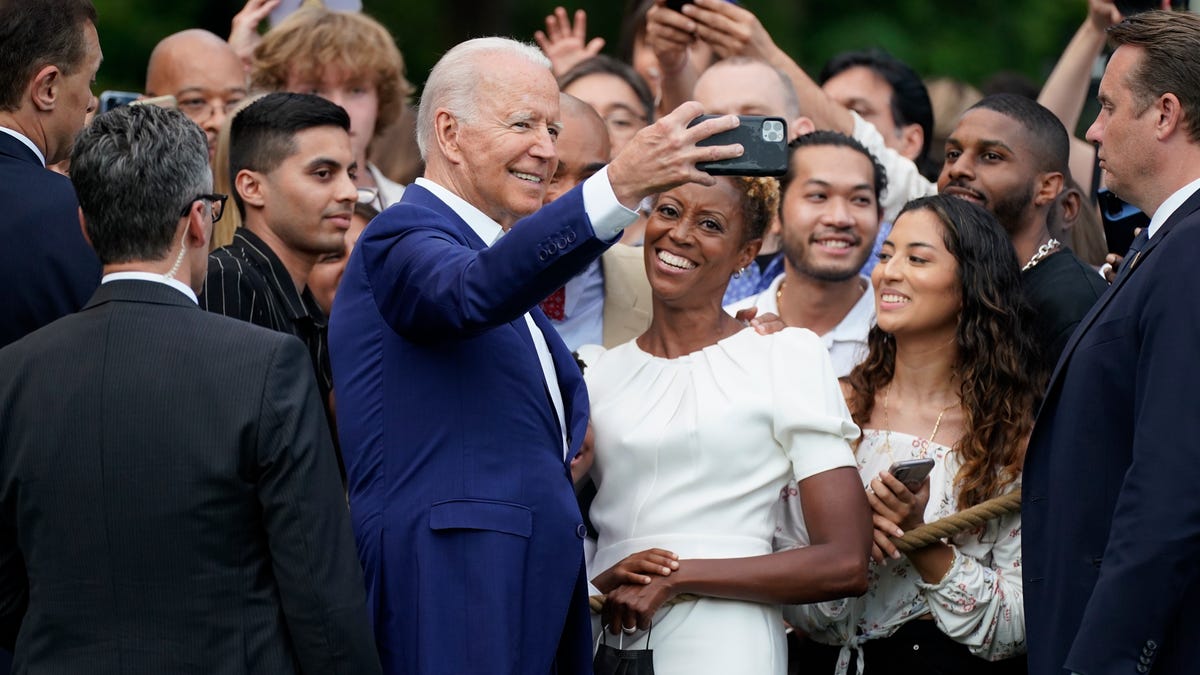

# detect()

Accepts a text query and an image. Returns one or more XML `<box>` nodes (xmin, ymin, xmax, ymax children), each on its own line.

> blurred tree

<box><xmin>91</xmin><ymin>0</ymin><xmax>1089</xmax><ymax>106</ymax></box>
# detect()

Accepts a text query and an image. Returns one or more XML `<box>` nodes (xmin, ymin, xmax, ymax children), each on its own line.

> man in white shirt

<box><xmin>1023</xmin><ymin>10</ymin><xmax>1200</xmax><ymax>675</ymax></box>
<box><xmin>327</xmin><ymin>37</ymin><xmax>743</xmax><ymax>675</ymax></box>
<box><xmin>0</xmin><ymin>0</ymin><xmax>102</xmax><ymax>347</ymax></box>
<box><xmin>727</xmin><ymin>131</ymin><xmax>885</xmax><ymax>377</ymax></box>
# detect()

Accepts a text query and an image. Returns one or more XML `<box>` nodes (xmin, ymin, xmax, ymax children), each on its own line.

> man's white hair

<box><xmin>416</xmin><ymin>37</ymin><xmax>552</xmax><ymax>159</ymax></box>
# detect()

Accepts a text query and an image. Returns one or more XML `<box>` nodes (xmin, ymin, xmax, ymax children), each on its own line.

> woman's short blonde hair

<box><xmin>251</xmin><ymin>8</ymin><xmax>413</xmax><ymax>135</ymax></box>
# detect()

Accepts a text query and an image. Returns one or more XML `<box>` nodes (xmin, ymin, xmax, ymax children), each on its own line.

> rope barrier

<box><xmin>589</xmin><ymin>488</ymin><xmax>1022</xmax><ymax>613</ymax></box>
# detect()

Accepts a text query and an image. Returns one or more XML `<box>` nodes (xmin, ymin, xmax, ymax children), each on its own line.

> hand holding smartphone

<box><xmin>887</xmin><ymin>458</ymin><xmax>935</xmax><ymax>492</ymax></box>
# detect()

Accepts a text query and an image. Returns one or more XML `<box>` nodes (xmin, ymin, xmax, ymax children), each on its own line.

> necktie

<box><xmin>540</xmin><ymin>287</ymin><xmax>566</xmax><ymax>321</ymax></box>
<box><xmin>1116</xmin><ymin>228</ymin><xmax>1150</xmax><ymax>278</ymax></box>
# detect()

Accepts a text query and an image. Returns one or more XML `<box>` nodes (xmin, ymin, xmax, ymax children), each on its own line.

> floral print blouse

<box><xmin>782</xmin><ymin>429</ymin><xmax>1024</xmax><ymax>675</ymax></box>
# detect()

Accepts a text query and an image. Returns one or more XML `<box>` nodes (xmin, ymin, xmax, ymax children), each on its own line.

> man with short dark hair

<box><xmin>200</xmin><ymin>92</ymin><xmax>357</xmax><ymax>419</ymax></box>
<box><xmin>820</xmin><ymin>49</ymin><xmax>937</xmax><ymax>179</ymax></box>
<box><xmin>0</xmin><ymin>0</ymin><xmax>102</xmax><ymax>347</ymax></box>
<box><xmin>0</xmin><ymin>103</ymin><xmax>379</xmax><ymax>674</ymax></box>
<box><xmin>727</xmin><ymin>131</ymin><xmax>885</xmax><ymax>377</ymax></box>
<box><xmin>939</xmin><ymin>93</ymin><xmax>1106</xmax><ymax>368</ymax></box>
<box><xmin>1023</xmin><ymin>10</ymin><xmax>1200</xmax><ymax>675</ymax></box>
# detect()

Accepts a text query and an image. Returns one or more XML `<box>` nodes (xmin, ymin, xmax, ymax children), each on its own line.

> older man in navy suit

<box><xmin>0</xmin><ymin>0</ymin><xmax>102</xmax><ymax>347</ymax></box>
<box><xmin>1022</xmin><ymin>10</ymin><xmax>1200</xmax><ymax>675</ymax></box>
<box><xmin>329</xmin><ymin>37</ymin><xmax>743</xmax><ymax>674</ymax></box>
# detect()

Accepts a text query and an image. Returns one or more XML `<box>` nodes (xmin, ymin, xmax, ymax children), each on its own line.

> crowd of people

<box><xmin>1</xmin><ymin>0</ymin><xmax>1199</xmax><ymax>673</ymax></box>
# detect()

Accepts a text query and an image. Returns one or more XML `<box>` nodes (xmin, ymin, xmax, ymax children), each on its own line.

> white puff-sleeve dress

<box><xmin>585</xmin><ymin>327</ymin><xmax>860</xmax><ymax>675</ymax></box>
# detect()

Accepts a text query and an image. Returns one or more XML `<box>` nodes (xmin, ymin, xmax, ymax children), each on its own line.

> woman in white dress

<box><xmin>790</xmin><ymin>195</ymin><xmax>1040</xmax><ymax>674</ymax></box>
<box><xmin>584</xmin><ymin>174</ymin><xmax>874</xmax><ymax>675</ymax></box>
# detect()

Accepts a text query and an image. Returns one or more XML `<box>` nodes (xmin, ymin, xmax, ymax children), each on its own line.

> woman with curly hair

<box><xmin>582</xmin><ymin>175</ymin><xmax>872</xmax><ymax>675</ymax></box>
<box><xmin>791</xmin><ymin>194</ymin><xmax>1038</xmax><ymax>674</ymax></box>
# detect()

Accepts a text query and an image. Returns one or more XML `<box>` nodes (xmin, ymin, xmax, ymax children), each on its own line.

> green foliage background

<box><xmin>92</xmin><ymin>1</ymin><xmax>1087</xmax><ymax>99</ymax></box>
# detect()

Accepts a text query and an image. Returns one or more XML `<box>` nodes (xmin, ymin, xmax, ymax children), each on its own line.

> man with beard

<box><xmin>940</xmin><ymin>93</ymin><xmax>1106</xmax><ymax>367</ymax></box>
<box><xmin>727</xmin><ymin>131</ymin><xmax>886</xmax><ymax>376</ymax></box>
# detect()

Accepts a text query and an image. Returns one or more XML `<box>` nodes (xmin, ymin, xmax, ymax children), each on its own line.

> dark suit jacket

<box><xmin>0</xmin><ymin>280</ymin><xmax>380</xmax><ymax>675</ymax></box>
<box><xmin>0</xmin><ymin>131</ymin><xmax>100</xmax><ymax>348</ymax></box>
<box><xmin>329</xmin><ymin>182</ymin><xmax>609</xmax><ymax>675</ymax></box>
<box><xmin>1023</xmin><ymin>187</ymin><xmax>1200</xmax><ymax>675</ymax></box>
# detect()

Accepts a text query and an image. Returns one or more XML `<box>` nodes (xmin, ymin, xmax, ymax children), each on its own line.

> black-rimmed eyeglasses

<box><xmin>180</xmin><ymin>193</ymin><xmax>228</xmax><ymax>223</ymax></box>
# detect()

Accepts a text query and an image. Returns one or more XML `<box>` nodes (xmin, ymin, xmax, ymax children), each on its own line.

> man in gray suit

<box><xmin>0</xmin><ymin>103</ymin><xmax>379</xmax><ymax>674</ymax></box>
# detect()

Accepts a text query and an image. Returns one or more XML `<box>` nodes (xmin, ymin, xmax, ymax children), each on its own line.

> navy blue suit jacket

<box><xmin>1023</xmin><ymin>186</ymin><xmax>1200</xmax><ymax>675</ymax></box>
<box><xmin>329</xmin><ymin>182</ymin><xmax>611</xmax><ymax>674</ymax></box>
<box><xmin>0</xmin><ymin>131</ymin><xmax>100</xmax><ymax>348</ymax></box>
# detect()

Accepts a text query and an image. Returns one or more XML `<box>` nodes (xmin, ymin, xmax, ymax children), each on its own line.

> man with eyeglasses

<box><xmin>199</xmin><ymin>92</ymin><xmax>357</xmax><ymax>464</ymax></box>
<box><xmin>0</xmin><ymin>102</ymin><xmax>381</xmax><ymax>674</ymax></box>
<box><xmin>144</xmin><ymin>29</ymin><xmax>247</xmax><ymax>164</ymax></box>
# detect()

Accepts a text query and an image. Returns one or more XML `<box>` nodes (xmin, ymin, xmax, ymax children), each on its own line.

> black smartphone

<box><xmin>98</xmin><ymin>90</ymin><xmax>139</xmax><ymax>114</ymax></box>
<box><xmin>688</xmin><ymin>115</ymin><xmax>788</xmax><ymax>177</ymax></box>
<box><xmin>664</xmin><ymin>0</ymin><xmax>692</xmax><ymax>10</ymax></box>
<box><xmin>888</xmin><ymin>458</ymin><xmax>935</xmax><ymax>491</ymax></box>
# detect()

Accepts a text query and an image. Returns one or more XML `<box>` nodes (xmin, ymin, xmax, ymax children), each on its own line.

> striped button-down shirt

<box><xmin>199</xmin><ymin>228</ymin><xmax>333</xmax><ymax>403</ymax></box>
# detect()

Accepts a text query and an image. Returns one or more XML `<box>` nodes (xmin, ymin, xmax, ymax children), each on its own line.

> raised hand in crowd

<box><xmin>534</xmin><ymin>7</ymin><xmax>605</xmax><ymax>77</ymax></box>
<box><xmin>228</xmin><ymin>0</ymin><xmax>280</xmax><ymax>72</ymax></box>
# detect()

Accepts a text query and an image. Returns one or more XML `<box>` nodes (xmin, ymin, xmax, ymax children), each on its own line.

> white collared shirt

<box><xmin>102</xmin><ymin>271</ymin><xmax>198</xmax><ymax>304</ymax></box>
<box><xmin>414</xmin><ymin>168</ymin><xmax>637</xmax><ymax>458</ymax></box>
<box><xmin>0</xmin><ymin>126</ymin><xmax>46</xmax><ymax>166</ymax></box>
<box><xmin>1148</xmin><ymin>176</ymin><xmax>1200</xmax><ymax>239</ymax></box>
<box><xmin>724</xmin><ymin>273</ymin><xmax>875</xmax><ymax>378</ymax></box>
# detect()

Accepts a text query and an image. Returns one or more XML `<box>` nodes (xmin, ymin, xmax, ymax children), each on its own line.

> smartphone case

<box><xmin>688</xmin><ymin>114</ymin><xmax>789</xmax><ymax>177</ymax></box>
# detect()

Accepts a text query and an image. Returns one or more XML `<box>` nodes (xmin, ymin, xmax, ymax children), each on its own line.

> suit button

<box><xmin>576</xmin><ymin>523</ymin><xmax>587</xmax><ymax>539</ymax></box>
<box><xmin>1147</xmin><ymin>640</ymin><xmax>1158</xmax><ymax>650</ymax></box>
<box><xmin>538</xmin><ymin>251</ymin><xmax>549</xmax><ymax>261</ymax></box>
<box><xmin>1140</xmin><ymin>655</ymin><xmax>1152</xmax><ymax>665</ymax></box>
<box><xmin>1137</xmin><ymin>665</ymin><xmax>1149</xmax><ymax>673</ymax></box>
<box><xmin>566</xmin><ymin>231</ymin><xmax>577</xmax><ymax>243</ymax></box>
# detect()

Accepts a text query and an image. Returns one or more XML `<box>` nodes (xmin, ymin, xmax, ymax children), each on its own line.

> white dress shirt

<box><xmin>0</xmin><ymin>126</ymin><xmax>46</xmax><ymax>166</ymax></box>
<box><xmin>724</xmin><ymin>274</ymin><xmax>875</xmax><ymax>378</ymax></box>
<box><xmin>101</xmin><ymin>271</ymin><xmax>198</xmax><ymax>304</ymax></box>
<box><xmin>414</xmin><ymin>168</ymin><xmax>637</xmax><ymax>458</ymax></box>
<box><xmin>1148</xmin><ymin>176</ymin><xmax>1200</xmax><ymax>239</ymax></box>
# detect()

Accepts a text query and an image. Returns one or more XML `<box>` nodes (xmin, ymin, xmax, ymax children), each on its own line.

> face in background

<box><xmin>145</xmin><ymin>30</ymin><xmax>247</xmax><ymax>163</ymax></box>
<box><xmin>938</xmin><ymin>108</ymin><xmax>1041</xmax><ymax>235</ymax></box>
<box><xmin>285</xmin><ymin>64</ymin><xmax>379</xmax><ymax>168</ymax></box>
<box><xmin>243</xmin><ymin>125</ymin><xmax>358</xmax><ymax>261</ymax></box>
<box><xmin>544</xmin><ymin>95</ymin><xmax>610</xmax><ymax>205</ymax></box>
<box><xmin>824</xmin><ymin>65</ymin><xmax>919</xmax><ymax>160</ymax></box>
<box><xmin>47</xmin><ymin>20</ymin><xmax>102</xmax><ymax>165</ymax></box>
<box><xmin>780</xmin><ymin>144</ymin><xmax>881</xmax><ymax>283</ymax></box>
<box><xmin>871</xmin><ymin>207</ymin><xmax>961</xmax><ymax>339</ymax></box>
<box><xmin>562</xmin><ymin>72</ymin><xmax>649</xmax><ymax>157</ymax></box>
<box><xmin>694</xmin><ymin>61</ymin><xmax>788</xmax><ymax>118</ymax></box>
<box><xmin>308</xmin><ymin>207</ymin><xmax>370</xmax><ymax>314</ymax></box>
<box><xmin>448</xmin><ymin>52</ymin><xmax>561</xmax><ymax>230</ymax></box>
<box><xmin>643</xmin><ymin>178</ymin><xmax>760</xmax><ymax>305</ymax></box>
<box><xmin>1086</xmin><ymin>45</ymin><xmax>1157</xmax><ymax>211</ymax></box>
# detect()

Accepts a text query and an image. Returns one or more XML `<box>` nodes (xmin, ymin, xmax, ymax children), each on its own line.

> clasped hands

<box><xmin>866</xmin><ymin>471</ymin><xmax>931</xmax><ymax>564</ymax></box>
<box><xmin>593</xmin><ymin>548</ymin><xmax>680</xmax><ymax>634</ymax></box>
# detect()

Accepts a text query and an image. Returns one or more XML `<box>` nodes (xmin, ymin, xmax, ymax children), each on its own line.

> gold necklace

<box><xmin>881</xmin><ymin>383</ymin><xmax>957</xmax><ymax>457</ymax></box>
